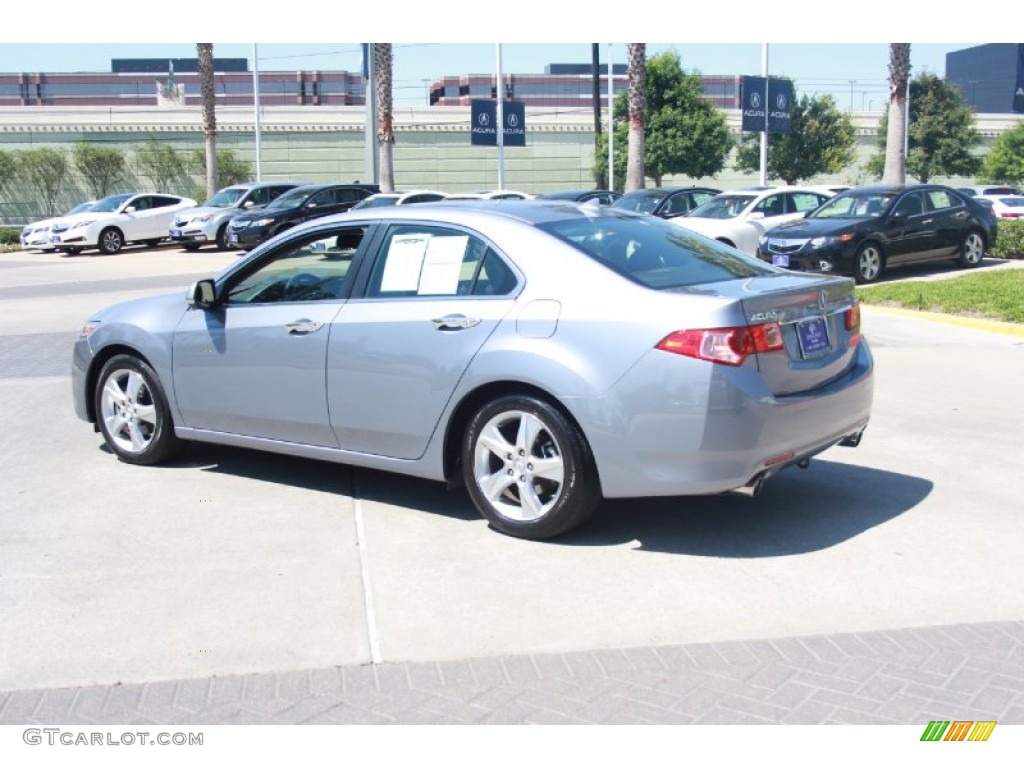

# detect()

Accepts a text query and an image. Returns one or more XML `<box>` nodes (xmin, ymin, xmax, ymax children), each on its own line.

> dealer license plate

<box><xmin>796</xmin><ymin>316</ymin><xmax>831</xmax><ymax>358</ymax></box>
<box><xmin>171</xmin><ymin>229</ymin><xmax>181</xmax><ymax>238</ymax></box>
<box><xmin>772</xmin><ymin>254</ymin><xmax>790</xmax><ymax>267</ymax></box>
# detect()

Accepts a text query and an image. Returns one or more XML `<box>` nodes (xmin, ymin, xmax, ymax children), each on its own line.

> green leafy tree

<box><xmin>595</xmin><ymin>51</ymin><xmax>733</xmax><ymax>188</ymax></box>
<box><xmin>868</xmin><ymin>72</ymin><xmax>981</xmax><ymax>183</ymax></box>
<box><xmin>979</xmin><ymin>120</ymin><xmax>1024</xmax><ymax>185</ymax></box>
<box><xmin>72</xmin><ymin>142</ymin><xmax>127</xmax><ymax>199</ymax></box>
<box><xmin>188</xmin><ymin>148</ymin><xmax>251</xmax><ymax>189</ymax></box>
<box><xmin>0</xmin><ymin>149</ymin><xmax>16</xmax><ymax>194</ymax></box>
<box><xmin>133</xmin><ymin>138</ymin><xmax>187</xmax><ymax>193</ymax></box>
<box><xmin>734</xmin><ymin>92</ymin><xmax>856</xmax><ymax>184</ymax></box>
<box><xmin>17</xmin><ymin>147</ymin><xmax>69</xmax><ymax>216</ymax></box>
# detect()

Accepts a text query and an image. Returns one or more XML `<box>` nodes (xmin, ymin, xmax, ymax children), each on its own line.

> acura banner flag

<box><xmin>740</xmin><ymin>76</ymin><xmax>794</xmax><ymax>134</ymax></box>
<box><xmin>1014</xmin><ymin>43</ymin><xmax>1024</xmax><ymax>113</ymax></box>
<box><xmin>470</xmin><ymin>100</ymin><xmax>527</xmax><ymax>147</ymax></box>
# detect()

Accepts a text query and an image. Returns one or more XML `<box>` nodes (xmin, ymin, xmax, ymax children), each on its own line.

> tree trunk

<box><xmin>375</xmin><ymin>43</ymin><xmax>395</xmax><ymax>193</ymax></box>
<box><xmin>882</xmin><ymin>43</ymin><xmax>910</xmax><ymax>185</ymax></box>
<box><xmin>625</xmin><ymin>43</ymin><xmax>646</xmax><ymax>192</ymax></box>
<box><xmin>197</xmin><ymin>43</ymin><xmax>218</xmax><ymax>200</ymax></box>
<box><xmin>592</xmin><ymin>43</ymin><xmax>606</xmax><ymax>189</ymax></box>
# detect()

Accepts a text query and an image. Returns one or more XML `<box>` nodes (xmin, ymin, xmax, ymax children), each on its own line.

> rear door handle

<box><xmin>286</xmin><ymin>319</ymin><xmax>324</xmax><ymax>334</ymax></box>
<box><xmin>432</xmin><ymin>314</ymin><xmax>481</xmax><ymax>331</ymax></box>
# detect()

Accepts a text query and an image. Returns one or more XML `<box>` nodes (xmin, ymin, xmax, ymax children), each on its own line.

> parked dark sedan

<box><xmin>536</xmin><ymin>189</ymin><xmax>622</xmax><ymax>205</ymax></box>
<box><xmin>611</xmin><ymin>186</ymin><xmax>721</xmax><ymax>218</ymax></box>
<box><xmin>757</xmin><ymin>184</ymin><xmax>998</xmax><ymax>283</ymax></box>
<box><xmin>226</xmin><ymin>183</ymin><xmax>379</xmax><ymax>250</ymax></box>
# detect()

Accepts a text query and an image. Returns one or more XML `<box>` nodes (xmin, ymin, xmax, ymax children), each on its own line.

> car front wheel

<box><xmin>958</xmin><ymin>230</ymin><xmax>985</xmax><ymax>268</ymax></box>
<box><xmin>98</xmin><ymin>227</ymin><xmax>124</xmax><ymax>255</ymax></box>
<box><xmin>462</xmin><ymin>394</ymin><xmax>600</xmax><ymax>540</ymax></box>
<box><xmin>854</xmin><ymin>243</ymin><xmax>884</xmax><ymax>284</ymax></box>
<box><xmin>95</xmin><ymin>354</ymin><xmax>180</xmax><ymax>465</ymax></box>
<box><xmin>215</xmin><ymin>224</ymin><xmax>231</xmax><ymax>250</ymax></box>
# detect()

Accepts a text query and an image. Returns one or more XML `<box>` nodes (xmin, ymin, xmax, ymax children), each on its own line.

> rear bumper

<box><xmin>574</xmin><ymin>339</ymin><xmax>874</xmax><ymax>498</ymax></box>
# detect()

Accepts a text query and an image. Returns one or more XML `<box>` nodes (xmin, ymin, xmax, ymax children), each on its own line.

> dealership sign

<box><xmin>740</xmin><ymin>76</ymin><xmax>794</xmax><ymax>134</ymax></box>
<box><xmin>470</xmin><ymin>100</ymin><xmax>527</xmax><ymax>147</ymax></box>
<box><xmin>1014</xmin><ymin>44</ymin><xmax>1024</xmax><ymax>113</ymax></box>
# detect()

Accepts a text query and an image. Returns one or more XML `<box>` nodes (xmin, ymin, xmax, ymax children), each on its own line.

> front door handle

<box><xmin>286</xmin><ymin>319</ymin><xmax>324</xmax><ymax>334</ymax></box>
<box><xmin>432</xmin><ymin>314</ymin><xmax>481</xmax><ymax>331</ymax></box>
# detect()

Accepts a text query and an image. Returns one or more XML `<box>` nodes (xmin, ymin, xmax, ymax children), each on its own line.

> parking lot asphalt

<box><xmin>1</xmin><ymin>244</ymin><xmax>1022</xmax><ymax>725</ymax></box>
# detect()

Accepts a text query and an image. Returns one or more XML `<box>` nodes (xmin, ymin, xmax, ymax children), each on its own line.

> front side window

<box><xmin>754</xmin><ymin>194</ymin><xmax>786</xmax><ymax>217</ymax></box>
<box><xmin>367</xmin><ymin>225</ymin><xmax>517</xmax><ymax>298</ymax></box>
<box><xmin>790</xmin><ymin>193</ymin><xmax>827</xmax><ymax>212</ymax></box>
<box><xmin>225</xmin><ymin>227</ymin><xmax>367</xmax><ymax>305</ymax></box>
<box><xmin>688</xmin><ymin>195</ymin><xmax>755</xmax><ymax>219</ymax></box>
<box><xmin>893</xmin><ymin>192</ymin><xmax>925</xmax><ymax>217</ymax></box>
<box><xmin>91</xmin><ymin>194</ymin><xmax>133</xmax><ymax>213</ymax></box>
<box><xmin>208</xmin><ymin>188</ymin><xmax>248</xmax><ymax>208</ymax></box>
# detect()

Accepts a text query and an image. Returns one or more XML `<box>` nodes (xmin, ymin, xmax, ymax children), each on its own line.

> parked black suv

<box><xmin>226</xmin><ymin>183</ymin><xmax>380</xmax><ymax>250</ymax></box>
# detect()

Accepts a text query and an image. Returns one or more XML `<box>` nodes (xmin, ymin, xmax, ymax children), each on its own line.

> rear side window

<box><xmin>927</xmin><ymin>190</ymin><xmax>963</xmax><ymax>211</ymax></box>
<box><xmin>539</xmin><ymin>215</ymin><xmax>775</xmax><ymax>289</ymax></box>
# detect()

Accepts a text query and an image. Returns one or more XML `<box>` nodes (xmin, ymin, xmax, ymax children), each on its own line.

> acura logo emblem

<box><xmin>750</xmin><ymin>92</ymin><xmax>761</xmax><ymax>108</ymax></box>
<box><xmin>776</xmin><ymin>94</ymin><xmax>787</xmax><ymax>110</ymax></box>
<box><xmin>478</xmin><ymin>113</ymin><xmax>489</xmax><ymax>126</ymax></box>
<box><xmin>507</xmin><ymin>113</ymin><xmax>518</xmax><ymax>127</ymax></box>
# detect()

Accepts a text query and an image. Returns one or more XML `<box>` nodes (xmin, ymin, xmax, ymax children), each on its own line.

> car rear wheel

<box><xmin>95</xmin><ymin>354</ymin><xmax>180</xmax><ymax>465</ymax></box>
<box><xmin>958</xmin><ymin>230</ymin><xmax>985</xmax><ymax>268</ymax></box>
<box><xmin>854</xmin><ymin>243</ymin><xmax>884</xmax><ymax>284</ymax></box>
<box><xmin>182</xmin><ymin>244</ymin><xmax>201</xmax><ymax>252</ymax></box>
<box><xmin>98</xmin><ymin>227</ymin><xmax>124</xmax><ymax>255</ymax></box>
<box><xmin>462</xmin><ymin>394</ymin><xmax>600</xmax><ymax>540</ymax></box>
<box><xmin>61</xmin><ymin>247</ymin><xmax>83</xmax><ymax>255</ymax></box>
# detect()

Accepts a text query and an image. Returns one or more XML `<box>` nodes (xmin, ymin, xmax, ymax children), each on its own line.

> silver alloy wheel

<box><xmin>99</xmin><ymin>368</ymin><xmax>158</xmax><ymax>455</ymax></box>
<box><xmin>472</xmin><ymin>409</ymin><xmax>565</xmax><ymax>522</ymax></box>
<box><xmin>858</xmin><ymin>245</ymin><xmax>882</xmax><ymax>281</ymax></box>
<box><xmin>962</xmin><ymin>232</ymin><xmax>984</xmax><ymax>264</ymax></box>
<box><xmin>100</xmin><ymin>228</ymin><xmax>123</xmax><ymax>254</ymax></box>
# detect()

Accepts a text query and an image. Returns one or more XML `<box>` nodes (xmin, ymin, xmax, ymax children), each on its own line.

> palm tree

<box><xmin>592</xmin><ymin>43</ymin><xmax>605</xmax><ymax>188</ymax></box>
<box><xmin>882</xmin><ymin>44</ymin><xmax>911</xmax><ymax>185</ymax></box>
<box><xmin>197</xmin><ymin>43</ymin><xmax>218</xmax><ymax>200</ymax></box>
<box><xmin>625</xmin><ymin>43</ymin><xmax>646</xmax><ymax>192</ymax></box>
<box><xmin>375</xmin><ymin>44</ymin><xmax>395</xmax><ymax>193</ymax></box>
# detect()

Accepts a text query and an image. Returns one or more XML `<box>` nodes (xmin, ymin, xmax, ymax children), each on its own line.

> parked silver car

<box><xmin>73</xmin><ymin>202</ymin><xmax>873</xmax><ymax>539</ymax></box>
<box><xmin>169</xmin><ymin>181</ymin><xmax>307</xmax><ymax>250</ymax></box>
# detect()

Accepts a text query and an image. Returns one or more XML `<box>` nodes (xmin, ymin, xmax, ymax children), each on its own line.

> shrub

<box><xmin>990</xmin><ymin>219</ymin><xmax>1024</xmax><ymax>259</ymax></box>
<box><xmin>0</xmin><ymin>226</ymin><xmax>21</xmax><ymax>245</ymax></box>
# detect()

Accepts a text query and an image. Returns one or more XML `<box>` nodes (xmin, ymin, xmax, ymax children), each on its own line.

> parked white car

<box><xmin>351</xmin><ymin>190</ymin><xmax>449</xmax><ymax>209</ymax></box>
<box><xmin>442</xmin><ymin>190</ymin><xmax>533</xmax><ymax>201</ymax></box>
<box><xmin>974</xmin><ymin>194</ymin><xmax>1024</xmax><ymax>220</ymax></box>
<box><xmin>20</xmin><ymin>201</ymin><xmax>96</xmax><ymax>251</ymax></box>
<box><xmin>51</xmin><ymin>192</ymin><xmax>196</xmax><ymax>255</ymax></box>
<box><xmin>670</xmin><ymin>186</ymin><xmax>834</xmax><ymax>256</ymax></box>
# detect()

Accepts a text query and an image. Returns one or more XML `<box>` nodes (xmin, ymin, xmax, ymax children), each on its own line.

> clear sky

<box><xmin>0</xmin><ymin>3</ymin><xmax>1003</xmax><ymax>110</ymax></box>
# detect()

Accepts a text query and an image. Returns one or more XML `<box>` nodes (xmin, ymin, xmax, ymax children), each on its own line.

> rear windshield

<box><xmin>538</xmin><ymin>214</ymin><xmax>775</xmax><ymax>289</ymax></box>
<box><xmin>611</xmin><ymin>192</ymin><xmax>667</xmax><ymax>214</ymax></box>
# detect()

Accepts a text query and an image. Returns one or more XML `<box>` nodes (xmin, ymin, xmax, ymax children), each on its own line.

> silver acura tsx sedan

<box><xmin>72</xmin><ymin>201</ymin><xmax>873</xmax><ymax>540</ymax></box>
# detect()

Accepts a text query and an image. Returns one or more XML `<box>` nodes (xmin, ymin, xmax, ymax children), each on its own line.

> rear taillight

<box><xmin>845</xmin><ymin>301</ymin><xmax>861</xmax><ymax>347</ymax></box>
<box><xmin>1001</xmin><ymin>212</ymin><xmax>1022</xmax><ymax>219</ymax></box>
<box><xmin>656</xmin><ymin>322</ymin><xmax>784</xmax><ymax>366</ymax></box>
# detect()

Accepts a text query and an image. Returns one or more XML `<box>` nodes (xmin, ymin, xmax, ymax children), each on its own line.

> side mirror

<box><xmin>187</xmin><ymin>279</ymin><xmax>217</xmax><ymax>309</ymax></box>
<box><xmin>748</xmin><ymin>211</ymin><xmax>765</xmax><ymax>220</ymax></box>
<box><xmin>890</xmin><ymin>210</ymin><xmax>907</xmax><ymax>220</ymax></box>
<box><xmin>124</xmin><ymin>206</ymin><xmax>137</xmax><ymax>214</ymax></box>
<box><xmin>242</xmin><ymin>200</ymin><xmax>254</xmax><ymax>208</ymax></box>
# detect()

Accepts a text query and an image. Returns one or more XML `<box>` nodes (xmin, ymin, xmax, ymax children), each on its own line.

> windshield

<box><xmin>90</xmin><ymin>194</ymin><xmax>133</xmax><ymax>213</ymax></box>
<box><xmin>688</xmin><ymin>195</ymin><xmax>756</xmax><ymax>219</ymax></box>
<box><xmin>611</xmin><ymin>192</ymin><xmax>667</xmax><ymax>214</ymax></box>
<box><xmin>65</xmin><ymin>202</ymin><xmax>95</xmax><ymax>215</ymax></box>
<box><xmin>810</xmin><ymin>192</ymin><xmax>897</xmax><ymax>219</ymax></box>
<box><xmin>206</xmin><ymin>188</ymin><xmax>248</xmax><ymax>208</ymax></box>
<box><xmin>265</xmin><ymin>189</ymin><xmax>310</xmax><ymax>211</ymax></box>
<box><xmin>539</xmin><ymin>213</ymin><xmax>775</xmax><ymax>290</ymax></box>
<box><xmin>994</xmin><ymin>196</ymin><xmax>1024</xmax><ymax>208</ymax></box>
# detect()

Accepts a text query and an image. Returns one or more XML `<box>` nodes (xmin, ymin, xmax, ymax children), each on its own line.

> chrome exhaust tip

<box><xmin>729</xmin><ymin>474</ymin><xmax>766</xmax><ymax>498</ymax></box>
<box><xmin>839</xmin><ymin>430</ymin><xmax>865</xmax><ymax>448</ymax></box>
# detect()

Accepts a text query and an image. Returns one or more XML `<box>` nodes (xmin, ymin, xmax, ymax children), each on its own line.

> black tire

<box><xmin>958</xmin><ymin>229</ymin><xmax>985</xmax><ymax>268</ymax></box>
<box><xmin>144</xmin><ymin>238</ymin><xmax>162</xmax><ymax>248</ymax></box>
<box><xmin>182</xmin><ymin>243</ymin><xmax>201</xmax><ymax>252</ymax></box>
<box><xmin>854</xmin><ymin>242</ymin><xmax>885</xmax><ymax>284</ymax></box>
<box><xmin>215</xmin><ymin>224</ymin><xmax>231</xmax><ymax>250</ymax></box>
<box><xmin>461</xmin><ymin>394</ymin><xmax>601</xmax><ymax>540</ymax></box>
<box><xmin>61</xmin><ymin>247</ymin><xmax>83</xmax><ymax>256</ymax></box>
<box><xmin>98</xmin><ymin>227</ymin><xmax>124</xmax><ymax>255</ymax></box>
<box><xmin>94</xmin><ymin>354</ymin><xmax>180</xmax><ymax>465</ymax></box>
